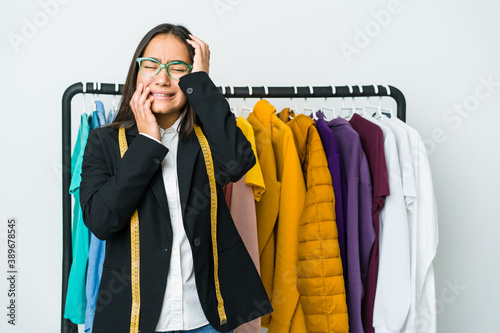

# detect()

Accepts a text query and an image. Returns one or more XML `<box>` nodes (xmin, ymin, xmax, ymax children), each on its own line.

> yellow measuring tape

<box><xmin>118</xmin><ymin>124</ymin><xmax>227</xmax><ymax>332</ymax></box>
<box><xmin>193</xmin><ymin>124</ymin><xmax>227</xmax><ymax>326</ymax></box>
<box><xmin>119</xmin><ymin>127</ymin><xmax>141</xmax><ymax>333</ymax></box>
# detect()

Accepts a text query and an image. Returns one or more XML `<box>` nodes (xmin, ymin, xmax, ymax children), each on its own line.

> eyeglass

<box><xmin>136</xmin><ymin>57</ymin><xmax>193</xmax><ymax>80</ymax></box>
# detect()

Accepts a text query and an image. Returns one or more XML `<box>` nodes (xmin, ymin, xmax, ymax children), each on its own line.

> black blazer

<box><xmin>80</xmin><ymin>72</ymin><xmax>272</xmax><ymax>333</ymax></box>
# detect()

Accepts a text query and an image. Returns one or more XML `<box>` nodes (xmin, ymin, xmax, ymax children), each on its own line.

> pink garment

<box><xmin>223</xmin><ymin>182</ymin><xmax>233</xmax><ymax>209</ymax></box>
<box><xmin>231</xmin><ymin>174</ymin><xmax>261</xmax><ymax>333</ymax></box>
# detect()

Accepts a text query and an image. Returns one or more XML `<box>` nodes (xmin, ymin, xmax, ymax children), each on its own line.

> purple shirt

<box><xmin>315</xmin><ymin>112</ymin><xmax>347</xmax><ymax>279</ymax></box>
<box><xmin>327</xmin><ymin>117</ymin><xmax>375</xmax><ymax>333</ymax></box>
<box><xmin>349</xmin><ymin>113</ymin><xmax>389</xmax><ymax>333</ymax></box>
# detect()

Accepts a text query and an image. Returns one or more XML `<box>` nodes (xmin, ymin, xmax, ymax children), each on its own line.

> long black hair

<box><xmin>107</xmin><ymin>23</ymin><xmax>198</xmax><ymax>139</ymax></box>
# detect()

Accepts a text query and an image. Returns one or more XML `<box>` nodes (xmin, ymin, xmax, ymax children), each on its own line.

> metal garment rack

<box><xmin>61</xmin><ymin>82</ymin><xmax>406</xmax><ymax>333</ymax></box>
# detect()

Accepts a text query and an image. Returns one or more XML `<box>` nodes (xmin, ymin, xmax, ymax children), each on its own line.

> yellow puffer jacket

<box><xmin>278</xmin><ymin>109</ymin><xmax>349</xmax><ymax>333</ymax></box>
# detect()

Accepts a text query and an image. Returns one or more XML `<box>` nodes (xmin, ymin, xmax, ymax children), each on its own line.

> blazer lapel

<box><xmin>177</xmin><ymin>130</ymin><xmax>200</xmax><ymax>220</ymax></box>
<box><xmin>150</xmin><ymin>169</ymin><xmax>170</xmax><ymax>220</ymax></box>
<box><xmin>124</xmin><ymin>124</ymin><xmax>200</xmax><ymax>224</ymax></box>
<box><xmin>127</xmin><ymin>124</ymin><xmax>171</xmax><ymax>220</ymax></box>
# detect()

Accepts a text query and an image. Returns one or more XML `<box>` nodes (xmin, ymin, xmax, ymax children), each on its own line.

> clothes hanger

<box><xmin>222</xmin><ymin>86</ymin><xmax>235</xmax><ymax>115</ymax></box>
<box><xmin>112</xmin><ymin>83</ymin><xmax>119</xmax><ymax>114</ymax></box>
<box><xmin>353</xmin><ymin>85</ymin><xmax>367</xmax><ymax>117</ymax></box>
<box><xmin>92</xmin><ymin>81</ymin><xmax>101</xmax><ymax>112</ymax></box>
<box><xmin>288</xmin><ymin>86</ymin><xmax>298</xmax><ymax>117</ymax></box>
<box><xmin>81</xmin><ymin>81</ymin><xmax>87</xmax><ymax>115</ymax></box>
<box><xmin>339</xmin><ymin>85</ymin><xmax>354</xmax><ymax>119</ymax></box>
<box><xmin>380</xmin><ymin>85</ymin><xmax>394</xmax><ymax>118</ymax></box>
<box><xmin>321</xmin><ymin>85</ymin><xmax>336</xmax><ymax>121</ymax></box>
<box><xmin>303</xmin><ymin>86</ymin><xmax>316</xmax><ymax>120</ymax></box>
<box><xmin>229</xmin><ymin>86</ymin><xmax>237</xmax><ymax>117</ymax></box>
<box><xmin>80</xmin><ymin>82</ymin><xmax>87</xmax><ymax>144</ymax></box>
<box><xmin>368</xmin><ymin>85</ymin><xmax>393</xmax><ymax>119</ymax></box>
<box><xmin>112</xmin><ymin>83</ymin><xmax>118</xmax><ymax>110</ymax></box>
<box><xmin>363</xmin><ymin>85</ymin><xmax>380</xmax><ymax>118</ymax></box>
<box><xmin>92</xmin><ymin>83</ymin><xmax>96</xmax><ymax>112</ymax></box>
<box><xmin>261</xmin><ymin>86</ymin><xmax>268</xmax><ymax>100</ymax></box>
<box><xmin>241</xmin><ymin>86</ymin><xmax>252</xmax><ymax>118</ymax></box>
<box><xmin>241</xmin><ymin>97</ymin><xmax>252</xmax><ymax>119</ymax></box>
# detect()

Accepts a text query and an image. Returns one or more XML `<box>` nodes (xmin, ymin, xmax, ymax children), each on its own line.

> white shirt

<box><xmin>379</xmin><ymin>116</ymin><xmax>417</xmax><ymax>210</ymax></box>
<box><xmin>140</xmin><ymin>116</ymin><xmax>208</xmax><ymax>331</ymax></box>
<box><xmin>391</xmin><ymin>117</ymin><xmax>438</xmax><ymax>333</ymax></box>
<box><xmin>361</xmin><ymin>114</ymin><xmax>411</xmax><ymax>333</ymax></box>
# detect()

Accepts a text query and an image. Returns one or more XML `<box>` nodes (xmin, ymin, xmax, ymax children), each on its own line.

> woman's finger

<box><xmin>130</xmin><ymin>83</ymin><xmax>143</xmax><ymax>116</ymax></box>
<box><xmin>186</xmin><ymin>38</ymin><xmax>200</xmax><ymax>53</ymax></box>
<box><xmin>138</xmin><ymin>86</ymin><xmax>150</xmax><ymax>108</ymax></box>
<box><xmin>131</xmin><ymin>83</ymin><xmax>152</xmax><ymax>122</ymax></box>
<box><xmin>186</xmin><ymin>35</ymin><xmax>210</xmax><ymax>74</ymax></box>
<box><xmin>187</xmin><ymin>35</ymin><xmax>209</xmax><ymax>57</ymax></box>
<box><xmin>189</xmin><ymin>34</ymin><xmax>207</xmax><ymax>48</ymax></box>
<box><xmin>130</xmin><ymin>83</ymin><xmax>141</xmax><ymax>105</ymax></box>
<box><xmin>144</xmin><ymin>96</ymin><xmax>153</xmax><ymax>116</ymax></box>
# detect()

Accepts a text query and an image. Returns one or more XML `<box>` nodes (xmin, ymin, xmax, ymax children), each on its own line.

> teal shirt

<box><xmin>70</xmin><ymin>118</ymin><xmax>85</xmax><ymax>248</ymax></box>
<box><xmin>64</xmin><ymin>113</ymin><xmax>91</xmax><ymax>324</ymax></box>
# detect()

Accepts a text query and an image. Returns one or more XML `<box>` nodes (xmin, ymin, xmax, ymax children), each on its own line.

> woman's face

<box><xmin>136</xmin><ymin>34</ymin><xmax>191</xmax><ymax>118</ymax></box>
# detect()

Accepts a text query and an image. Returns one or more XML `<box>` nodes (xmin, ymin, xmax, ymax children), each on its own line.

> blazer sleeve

<box><xmin>79</xmin><ymin>129</ymin><xmax>169</xmax><ymax>240</ymax></box>
<box><xmin>178</xmin><ymin>72</ymin><xmax>256</xmax><ymax>186</ymax></box>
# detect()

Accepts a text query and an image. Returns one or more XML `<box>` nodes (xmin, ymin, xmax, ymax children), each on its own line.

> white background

<box><xmin>1</xmin><ymin>0</ymin><xmax>499</xmax><ymax>332</ymax></box>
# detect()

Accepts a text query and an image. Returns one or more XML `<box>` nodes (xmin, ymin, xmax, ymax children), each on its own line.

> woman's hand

<box><xmin>129</xmin><ymin>83</ymin><xmax>161</xmax><ymax>141</ymax></box>
<box><xmin>186</xmin><ymin>34</ymin><xmax>210</xmax><ymax>75</ymax></box>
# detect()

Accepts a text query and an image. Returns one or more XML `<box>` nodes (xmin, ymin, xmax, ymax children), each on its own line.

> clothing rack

<box><xmin>61</xmin><ymin>82</ymin><xmax>406</xmax><ymax>333</ymax></box>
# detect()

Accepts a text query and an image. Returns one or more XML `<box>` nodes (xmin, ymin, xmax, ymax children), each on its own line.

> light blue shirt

<box><xmin>84</xmin><ymin>101</ymin><xmax>108</xmax><ymax>332</ymax></box>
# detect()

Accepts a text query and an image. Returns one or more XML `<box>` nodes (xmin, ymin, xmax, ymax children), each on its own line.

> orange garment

<box><xmin>247</xmin><ymin>108</ymin><xmax>279</xmax><ymax>328</ymax></box>
<box><xmin>278</xmin><ymin>109</ymin><xmax>349</xmax><ymax>332</ymax></box>
<box><xmin>236</xmin><ymin>116</ymin><xmax>266</xmax><ymax>202</ymax></box>
<box><xmin>248</xmin><ymin>100</ymin><xmax>306</xmax><ymax>333</ymax></box>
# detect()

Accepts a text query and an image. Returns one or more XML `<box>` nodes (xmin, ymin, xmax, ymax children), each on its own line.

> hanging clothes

<box><xmin>378</xmin><ymin>116</ymin><xmax>417</xmax><ymax>210</ymax></box>
<box><xmin>70</xmin><ymin>115</ymin><xmax>87</xmax><ymax>249</ymax></box>
<box><xmin>84</xmin><ymin>101</ymin><xmax>110</xmax><ymax>332</ymax></box>
<box><xmin>64</xmin><ymin>112</ymin><xmax>91</xmax><ymax>324</ymax></box>
<box><xmin>236</xmin><ymin>116</ymin><xmax>266</xmax><ymax>202</ymax></box>
<box><xmin>248</xmin><ymin>100</ymin><xmax>307</xmax><ymax>332</ymax></box>
<box><xmin>223</xmin><ymin>182</ymin><xmax>233</xmax><ymax>209</ymax></box>
<box><xmin>90</xmin><ymin>111</ymin><xmax>100</xmax><ymax>129</ymax></box>
<box><xmin>225</xmin><ymin>116</ymin><xmax>267</xmax><ymax>333</ymax></box>
<box><xmin>390</xmin><ymin>117</ymin><xmax>438</xmax><ymax>333</ymax></box>
<box><xmin>277</xmin><ymin>109</ymin><xmax>349</xmax><ymax>333</ymax></box>
<box><xmin>348</xmin><ymin>113</ymin><xmax>390</xmax><ymax>333</ymax></box>
<box><xmin>234</xmin><ymin>115</ymin><xmax>265</xmax><ymax>274</ymax></box>
<box><xmin>229</xmin><ymin>174</ymin><xmax>259</xmax><ymax>271</ymax></box>
<box><xmin>94</xmin><ymin>100</ymin><xmax>106</xmax><ymax>126</ymax></box>
<box><xmin>361</xmin><ymin>116</ymin><xmax>410</xmax><ymax>333</ymax></box>
<box><xmin>64</xmin><ymin>83</ymin><xmax>432</xmax><ymax>333</ymax></box>
<box><xmin>106</xmin><ymin>104</ymin><xmax>119</xmax><ymax>124</ymax></box>
<box><xmin>315</xmin><ymin>111</ymin><xmax>348</xmax><ymax>280</ymax></box>
<box><xmin>246</xmin><ymin>107</ymin><xmax>280</xmax><ymax>328</ymax></box>
<box><xmin>84</xmin><ymin>231</ymin><xmax>105</xmax><ymax>332</ymax></box>
<box><xmin>230</xmin><ymin>174</ymin><xmax>261</xmax><ymax>333</ymax></box>
<box><xmin>327</xmin><ymin>117</ymin><xmax>374</xmax><ymax>333</ymax></box>
<box><xmin>378</xmin><ymin>116</ymin><xmax>417</xmax><ymax>333</ymax></box>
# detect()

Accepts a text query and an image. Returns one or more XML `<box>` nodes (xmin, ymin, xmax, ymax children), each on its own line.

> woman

<box><xmin>80</xmin><ymin>23</ymin><xmax>272</xmax><ymax>333</ymax></box>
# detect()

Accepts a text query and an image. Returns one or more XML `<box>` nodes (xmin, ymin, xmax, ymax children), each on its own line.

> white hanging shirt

<box><xmin>379</xmin><ymin>115</ymin><xmax>417</xmax><ymax>210</ymax></box>
<box><xmin>391</xmin><ymin>117</ymin><xmax>439</xmax><ymax>333</ymax></box>
<box><xmin>361</xmin><ymin>114</ymin><xmax>411</xmax><ymax>333</ymax></box>
<box><xmin>140</xmin><ymin>116</ymin><xmax>208</xmax><ymax>331</ymax></box>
